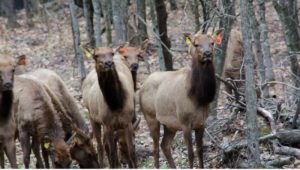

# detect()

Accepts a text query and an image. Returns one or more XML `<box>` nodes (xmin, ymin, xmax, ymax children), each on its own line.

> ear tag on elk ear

<box><xmin>119</xmin><ymin>48</ymin><xmax>127</xmax><ymax>55</ymax></box>
<box><xmin>185</xmin><ymin>37</ymin><xmax>191</xmax><ymax>45</ymax></box>
<box><xmin>44</xmin><ymin>142</ymin><xmax>50</xmax><ymax>150</ymax></box>
<box><xmin>215</xmin><ymin>34</ymin><xmax>222</xmax><ymax>45</ymax></box>
<box><xmin>80</xmin><ymin>46</ymin><xmax>93</xmax><ymax>58</ymax></box>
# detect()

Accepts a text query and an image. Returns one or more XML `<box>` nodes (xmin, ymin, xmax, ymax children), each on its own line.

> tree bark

<box><xmin>169</xmin><ymin>0</ymin><xmax>177</xmax><ymax>10</ymax></box>
<box><xmin>69</xmin><ymin>0</ymin><xmax>86</xmax><ymax>82</ymax></box>
<box><xmin>100</xmin><ymin>0</ymin><xmax>112</xmax><ymax>46</ymax></box>
<box><xmin>137</xmin><ymin>0</ymin><xmax>148</xmax><ymax>43</ymax></box>
<box><xmin>248</xmin><ymin>0</ymin><xmax>267</xmax><ymax>98</ymax></box>
<box><xmin>112</xmin><ymin>0</ymin><xmax>128</xmax><ymax>43</ymax></box>
<box><xmin>23</xmin><ymin>0</ymin><xmax>38</xmax><ymax>27</ymax></box>
<box><xmin>240</xmin><ymin>0</ymin><xmax>261</xmax><ymax>167</ymax></box>
<box><xmin>272</xmin><ymin>0</ymin><xmax>300</xmax><ymax>124</ymax></box>
<box><xmin>154</xmin><ymin>0</ymin><xmax>173</xmax><ymax>70</ymax></box>
<box><xmin>188</xmin><ymin>0</ymin><xmax>200</xmax><ymax>32</ymax></box>
<box><xmin>258</xmin><ymin>0</ymin><xmax>275</xmax><ymax>87</ymax></box>
<box><xmin>92</xmin><ymin>0</ymin><xmax>102</xmax><ymax>47</ymax></box>
<box><xmin>2</xmin><ymin>0</ymin><xmax>20</xmax><ymax>28</ymax></box>
<box><xmin>199</xmin><ymin>0</ymin><xmax>209</xmax><ymax>33</ymax></box>
<box><xmin>83</xmin><ymin>0</ymin><xmax>95</xmax><ymax>47</ymax></box>
<box><xmin>208</xmin><ymin>0</ymin><xmax>235</xmax><ymax>124</ymax></box>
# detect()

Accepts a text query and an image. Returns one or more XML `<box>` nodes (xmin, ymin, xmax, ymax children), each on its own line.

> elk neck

<box><xmin>0</xmin><ymin>90</ymin><xmax>13</xmax><ymax>121</ymax></box>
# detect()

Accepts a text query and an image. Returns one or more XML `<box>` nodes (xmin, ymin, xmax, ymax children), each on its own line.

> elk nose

<box><xmin>105</xmin><ymin>60</ymin><xmax>114</xmax><ymax>68</ymax></box>
<box><xmin>131</xmin><ymin>63</ymin><xmax>139</xmax><ymax>71</ymax></box>
<box><xmin>3</xmin><ymin>82</ymin><xmax>12</xmax><ymax>91</ymax></box>
<box><xmin>204</xmin><ymin>51</ymin><xmax>212</xmax><ymax>58</ymax></box>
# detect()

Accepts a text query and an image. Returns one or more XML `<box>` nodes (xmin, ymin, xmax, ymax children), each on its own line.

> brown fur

<box><xmin>0</xmin><ymin>56</ymin><xmax>17</xmax><ymax>168</ymax></box>
<box><xmin>14</xmin><ymin>75</ymin><xmax>71</xmax><ymax>168</ymax></box>
<box><xmin>27</xmin><ymin>69</ymin><xmax>99</xmax><ymax>168</ymax></box>
<box><xmin>139</xmin><ymin>32</ymin><xmax>220</xmax><ymax>168</ymax></box>
<box><xmin>82</xmin><ymin>47</ymin><xmax>137</xmax><ymax>168</ymax></box>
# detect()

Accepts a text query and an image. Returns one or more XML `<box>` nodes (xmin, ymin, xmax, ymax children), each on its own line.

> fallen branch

<box><xmin>273</xmin><ymin>144</ymin><xmax>300</xmax><ymax>159</ymax></box>
<box><xmin>265</xmin><ymin>156</ymin><xmax>295</xmax><ymax>168</ymax></box>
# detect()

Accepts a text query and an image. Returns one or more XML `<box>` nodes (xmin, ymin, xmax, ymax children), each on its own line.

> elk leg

<box><xmin>183</xmin><ymin>128</ymin><xmax>194</xmax><ymax>168</ymax></box>
<box><xmin>90</xmin><ymin>120</ymin><xmax>104</xmax><ymax>168</ymax></box>
<box><xmin>19</xmin><ymin>131</ymin><xmax>31</xmax><ymax>168</ymax></box>
<box><xmin>0</xmin><ymin>147</ymin><xmax>4</xmax><ymax>168</ymax></box>
<box><xmin>41</xmin><ymin>143</ymin><xmax>50</xmax><ymax>168</ymax></box>
<box><xmin>103</xmin><ymin>127</ymin><xmax>118</xmax><ymax>168</ymax></box>
<box><xmin>161</xmin><ymin>125</ymin><xmax>176</xmax><ymax>168</ymax></box>
<box><xmin>32</xmin><ymin>136</ymin><xmax>44</xmax><ymax>168</ymax></box>
<box><xmin>195</xmin><ymin>128</ymin><xmax>204</xmax><ymax>168</ymax></box>
<box><xmin>124</xmin><ymin>124</ymin><xmax>137</xmax><ymax>168</ymax></box>
<box><xmin>4</xmin><ymin>138</ymin><xmax>17</xmax><ymax>168</ymax></box>
<box><xmin>145</xmin><ymin>116</ymin><xmax>160</xmax><ymax>168</ymax></box>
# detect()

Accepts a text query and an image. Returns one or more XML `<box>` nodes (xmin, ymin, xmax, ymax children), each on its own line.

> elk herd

<box><xmin>0</xmin><ymin>29</ymin><xmax>259</xmax><ymax>168</ymax></box>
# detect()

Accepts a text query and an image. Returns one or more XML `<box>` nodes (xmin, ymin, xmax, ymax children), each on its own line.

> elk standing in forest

<box><xmin>82</xmin><ymin>47</ymin><xmax>138</xmax><ymax>168</ymax></box>
<box><xmin>139</xmin><ymin>30</ymin><xmax>222</xmax><ymax>168</ymax></box>
<box><xmin>27</xmin><ymin>69</ymin><xmax>99</xmax><ymax>168</ymax></box>
<box><xmin>0</xmin><ymin>56</ymin><xmax>17</xmax><ymax>168</ymax></box>
<box><xmin>14</xmin><ymin>75</ymin><xmax>71</xmax><ymax>168</ymax></box>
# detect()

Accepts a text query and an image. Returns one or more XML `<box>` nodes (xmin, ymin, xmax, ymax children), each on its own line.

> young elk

<box><xmin>14</xmin><ymin>75</ymin><xmax>71</xmax><ymax>168</ymax></box>
<box><xmin>0</xmin><ymin>56</ymin><xmax>17</xmax><ymax>168</ymax></box>
<box><xmin>27</xmin><ymin>69</ymin><xmax>99</xmax><ymax>168</ymax></box>
<box><xmin>82</xmin><ymin>47</ymin><xmax>137</xmax><ymax>168</ymax></box>
<box><xmin>139</xmin><ymin>30</ymin><xmax>223</xmax><ymax>168</ymax></box>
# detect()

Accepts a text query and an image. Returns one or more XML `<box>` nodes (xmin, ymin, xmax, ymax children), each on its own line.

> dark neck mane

<box><xmin>97</xmin><ymin>68</ymin><xmax>127</xmax><ymax>111</ymax></box>
<box><xmin>0</xmin><ymin>90</ymin><xmax>13</xmax><ymax>121</ymax></box>
<box><xmin>188</xmin><ymin>60</ymin><xmax>216</xmax><ymax>107</ymax></box>
<box><xmin>131</xmin><ymin>71</ymin><xmax>137</xmax><ymax>91</ymax></box>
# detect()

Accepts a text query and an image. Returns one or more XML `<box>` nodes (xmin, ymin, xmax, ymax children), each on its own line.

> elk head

<box><xmin>92</xmin><ymin>47</ymin><xmax>115</xmax><ymax>73</ymax></box>
<box><xmin>0</xmin><ymin>57</ymin><xmax>15</xmax><ymax>91</ymax></box>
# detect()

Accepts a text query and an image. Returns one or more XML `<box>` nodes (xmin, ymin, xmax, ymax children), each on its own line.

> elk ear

<box><xmin>213</xmin><ymin>28</ymin><xmax>224</xmax><ymax>45</ymax></box>
<box><xmin>118</xmin><ymin>47</ymin><xmax>127</xmax><ymax>55</ymax></box>
<box><xmin>17</xmin><ymin>55</ymin><xmax>27</xmax><ymax>66</ymax></box>
<box><xmin>80</xmin><ymin>45</ymin><xmax>94</xmax><ymax>58</ymax></box>
<box><xmin>183</xmin><ymin>33</ymin><xmax>192</xmax><ymax>46</ymax></box>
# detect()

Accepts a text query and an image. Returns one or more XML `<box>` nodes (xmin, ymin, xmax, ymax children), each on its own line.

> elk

<box><xmin>139</xmin><ymin>30</ymin><xmax>223</xmax><ymax>168</ymax></box>
<box><xmin>0</xmin><ymin>56</ymin><xmax>17</xmax><ymax>168</ymax></box>
<box><xmin>82</xmin><ymin>47</ymin><xmax>138</xmax><ymax>168</ymax></box>
<box><xmin>27</xmin><ymin>69</ymin><xmax>99</xmax><ymax>168</ymax></box>
<box><xmin>14</xmin><ymin>75</ymin><xmax>72</xmax><ymax>168</ymax></box>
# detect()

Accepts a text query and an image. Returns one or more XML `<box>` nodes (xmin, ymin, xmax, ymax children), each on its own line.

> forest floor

<box><xmin>1</xmin><ymin>0</ymin><xmax>300</xmax><ymax>168</ymax></box>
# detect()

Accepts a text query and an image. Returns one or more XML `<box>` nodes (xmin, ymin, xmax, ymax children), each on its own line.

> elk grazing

<box><xmin>14</xmin><ymin>75</ymin><xmax>71</xmax><ymax>168</ymax></box>
<box><xmin>82</xmin><ymin>47</ymin><xmax>137</xmax><ymax>168</ymax></box>
<box><xmin>27</xmin><ymin>69</ymin><xmax>99</xmax><ymax>168</ymax></box>
<box><xmin>0</xmin><ymin>56</ymin><xmax>17</xmax><ymax>168</ymax></box>
<box><xmin>139</xmin><ymin>30</ymin><xmax>223</xmax><ymax>168</ymax></box>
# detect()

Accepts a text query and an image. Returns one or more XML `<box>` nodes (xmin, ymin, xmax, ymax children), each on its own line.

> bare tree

<box><xmin>112</xmin><ymin>0</ymin><xmax>128</xmax><ymax>42</ymax></box>
<box><xmin>137</xmin><ymin>0</ymin><xmax>148</xmax><ymax>43</ymax></box>
<box><xmin>83</xmin><ymin>0</ymin><xmax>95</xmax><ymax>47</ymax></box>
<box><xmin>154</xmin><ymin>0</ymin><xmax>173</xmax><ymax>70</ymax></box>
<box><xmin>240</xmin><ymin>0</ymin><xmax>260</xmax><ymax>167</ymax></box>
<box><xmin>23</xmin><ymin>0</ymin><xmax>38</xmax><ymax>27</ymax></box>
<box><xmin>169</xmin><ymin>0</ymin><xmax>178</xmax><ymax>10</ymax></box>
<box><xmin>209</xmin><ymin>0</ymin><xmax>235</xmax><ymax>123</ymax></box>
<box><xmin>188</xmin><ymin>0</ymin><xmax>200</xmax><ymax>32</ymax></box>
<box><xmin>92</xmin><ymin>0</ymin><xmax>102</xmax><ymax>47</ymax></box>
<box><xmin>2</xmin><ymin>0</ymin><xmax>20</xmax><ymax>28</ymax></box>
<box><xmin>100</xmin><ymin>0</ymin><xmax>112</xmax><ymax>45</ymax></box>
<box><xmin>69</xmin><ymin>0</ymin><xmax>86</xmax><ymax>82</ymax></box>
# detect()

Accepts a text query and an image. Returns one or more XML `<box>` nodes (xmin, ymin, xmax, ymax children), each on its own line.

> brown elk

<box><xmin>82</xmin><ymin>47</ymin><xmax>138</xmax><ymax>168</ymax></box>
<box><xmin>27</xmin><ymin>69</ymin><xmax>99</xmax><ymax>168</ymax></box>
<box><xmin>139</xmin><ymin>30</ymin><xmax>223</xmax><ymax>168</ymax></box>
<box><xmin>14</xmin><ymin>75</ymin><xmax>72</xmax><ymax>168</ymax></box>
<box><xmin>0</xmin><ymin>56</ymin><xmax>17</xmax><ymax>168</ymax></box>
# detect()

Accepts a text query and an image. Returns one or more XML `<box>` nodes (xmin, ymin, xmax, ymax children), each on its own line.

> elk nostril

<box><xmin>131</xmin><ymin>63</ymin><xmax>139</xmax><ymax>70</ymax></box>
<box><xmin>204</xmin><ymin>51</ymin><xmax>212</xmax><ymax>57</ymax></box>
<box><xmin>105</xmin><ymin>61</ymin><xmax>114</xmax><ymax>67</ymax></box>
<box><xmin>3</xmin><ymin>83</ymin><xmax>12</xmax><ymax>90</ymax></box>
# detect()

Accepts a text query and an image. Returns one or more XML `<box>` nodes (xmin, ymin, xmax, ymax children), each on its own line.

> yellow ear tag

<box><xmin>185</xmin><ymin>37</ymin><xmax>191</xmax><ymax>45</ymax></box>
<box><xmin>44</xmin><ymin>143</ymin><xmax>50</xmax><ymax>149</ymax></box>
<box><xmin>80</xmin><ymin>46</ymin><xmax>93</xmax><ymax>58</ymax></box>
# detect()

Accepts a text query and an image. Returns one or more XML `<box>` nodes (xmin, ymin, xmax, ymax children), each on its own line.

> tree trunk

<box><xmin>69</xmin><ymin>0</ymin><xmax>86</xmax><ymax>82</ymax></box>
<box><xmin>208</xmin><ymin>0</ymin><xmax>235</xmax><ymax>124</ymax></box>
<box><xmin>240</xmin><ymin>0</ymin><xmax>261</xmax><ymax>167</ymax></box>
<box><xmin>154</xmin><ymin>0</ymin><xmax>173</xmax><ymax>71</ymax></box>
<box><xmin>112</xmin><ymin>0</ymin><xmax>128</xmax><ymax>43</ymax></box>
<box><xmin>23</xmin><ymin>0</ymin><xmax>38</xmax><ymax>27</ymax></box>
<box><xmin>137</xmin><ymin>0</ymin><xmax>148</xmax><ymax>43</ymax></box>
<box><xmin>92</xmin><ymin>0</ymin><xmax>102</xmax><ymax>47</ymax></box>
<box><xmin>100</xmin><ymin>0</ymin><xmax>112</xmax><ymax>46</ymax></box>
<box><xmin>169</xmin><ymin>0</ymin><xmax>177</xmax><ymax>10</ymax></box>
<box><xmin>248</xmin><ymin>0</ymin><xmax>267</xmax><ymax>98</ymax></box>
<box><xmin>150</xmin><ymin>0</ymin><xmax>165</xmax><ymax>71</ymax></box>
<box><xmin>258</xmin><ymin>0</ymin><xmax>275</xmax><ymax>87</ymax></box>
<box><xmin>199</xmin><ymin>0</ymin><xmax>209</xmax><ymax>33</ymax></box>
<box><xmin>272</xmin><ymin>0</ymin><xmax>300</xmax><ymax>123</ymax></box>
<box><xmin>188</xmin><ymin>0</ymin><xmax>200</xmax><ymax>32</ymax></box>
<box><xmin>2</xmin><ymin>0</ymin><xmax>20</xmax><ymax>28</ymax></box>
<box><xmin>83</xmin><ymin>0</ymin><xmax>95</xmax><ymax>47</ymax></box>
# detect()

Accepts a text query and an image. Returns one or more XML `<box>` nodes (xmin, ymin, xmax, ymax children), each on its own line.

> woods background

<box><xmin>1</xmin><ymin>0</ymin><xmax>300</xmax><ymax>168</ymax></box>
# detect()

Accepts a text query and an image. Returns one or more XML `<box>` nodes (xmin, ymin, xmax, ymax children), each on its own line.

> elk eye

<box><xmin>193</xmin><ymin>43</ymin><xmax>199</xmax><ymax>47</ymax></box>
<box><xmin>124</xmin><ymin>55</ymin><xmax>128</xmax><ymax>59</ymax></box>
<box><xmin>111</xmin><ymin>52</ymin><xmax>115</xmax><ymax>56</ymax></box>
<box><xmin>211</xmin><ymin>42</ymin><xmax>214</xmax><ymax>46</ymax></box>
